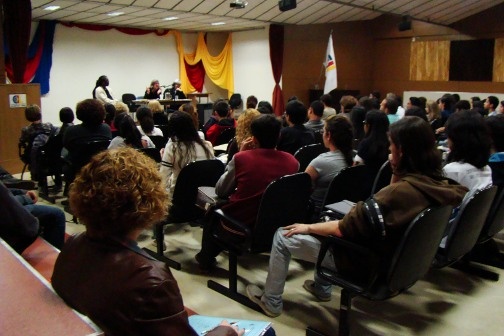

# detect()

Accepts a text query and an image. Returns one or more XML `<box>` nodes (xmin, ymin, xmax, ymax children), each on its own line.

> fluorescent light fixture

<box><xmin>211</xmin><ymin>22</ymin><xmax>226</xmax><ymax>26</ymax></box>
<box><xmin>164</xmin><ymin>17</ymin><xmax>178</xmax><ymax>21</ymax></box>
<box><xmin>44</xmin><ymin>6</ymin><xmax>60</xmax><ymax>11</ymax></box>
<box><xmin>107</xmin><ymin>12</ymin><xmax>124</xmax><ymax>16</ymax></box>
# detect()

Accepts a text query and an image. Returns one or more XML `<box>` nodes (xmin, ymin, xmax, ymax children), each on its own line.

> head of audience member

<box><xmin>115</xmin><ymin>113</ymin><xmax>143</xmax><ymax>149</ymax></box>
<box><xmin>418</xmin><ymin>97</ymin><xmax>427</xmax><ymax>110</ymax></box>
<box><xmin>320</xmin><ymin>94</ymin><xmax>333</xmax><ymax>108</ymax></box>
<box><xmin>59</xmin><ymin>107</ymin><xmax>75</xmax><ymax>124</ymax></box>
<box><xmin>324</xmin><ymin>115</ymin><xmax>354</xmax><ymax>166</ymax></box>
<box><xmin>166</xmin><ymin>111</ymin><xmax>201</xmax><ymax>142</ymax></box>
<box><xmin>284</xmin><ymin>100</ymin><xmax>308</xmax><ymax>126</ymax></box>
<box><xmin>213</xmin><ymin>100</ymin><xmax>230</xmax><ymax>120</ymax></box>
<box><xmin>404</xmin><ymin>106</ymin><xmax>428</xmax><ymax>122</ymax></box>
<box><xmin>485</xmin><ymin>96</ymin><xmax>499</xmax><ymax>112</ymax></box>
<box><xmin>381</xmin><ymin>98</ymin><xmax>399</xmax><ymax>115</ymax></box>
<box><xmin>246</xmin><ymin>95</ymin><xmax>258</xmax><ymax>109</ymax></box>
<box><xmin>439</xmin><ymin>94</ymin><xmax>454</xmax><ymax>112</ymax></box>
<box><xmin>308</xmin><ymin>100</ymin><xmax>324</xmax><ymax>121</ymax></box>
<box><xmin>236</xmin><ymin>108</ymin><xmax>261</xmax><ymax>146</ymax></box>
<box><xmin>339</xmin><ymin>95</ymin><xmax>357</xmax><ymax>114</ymax></box>
<box><xmin>445</xmin><ymin>110</ymin><xmax>491</xmax><ymax>169</ymax></box>
<box><xmin>147</xmin><ymin>100</ymin><xmax>164</xmax><ymax>115</ymax></box>
<box><xmin>500</xmin><ymin>101</ymin><xmax>504</xmax><ymax>114</ymax></box>
<box><xmin>257</xmin><ymin>101</ymin><xmax>274</xmax><ymax>114</ymax></box>
<box><xmin>364</xmin><ymin>109</ymin><xmax>390</xmax><ymax>138</ymax></box>
<box><xmin>454</xmin><ymin>100</ymin><xmax>471</xmax><ymax>112</ymax></box>
<box><xmin>136</xmin><ymin>107</ymin><xmax>155</xmax><ymax>134</ymax></box>
<box><xmin>114</xmin><ymin>101</ymin><xmax>129</xmax><ymax>115</ymax></box>
<box><xmin>369</xmin><ymin>91</ymin><xmax>381</xmax><ymax>101</ymax></box>
<box><xmin>486</xmin><ymin>114</ymin><xmax>504</xmax><ymax>154</ymax></box>
<box><xmin>407</xmin><ymin>97</ymin><xmax>422</xmax><ymax>109</ymax></box>
<box><xmin>470</xmin><ymin>96</ymin><xmax>481</xmax><ymax>108</ymax></box>
<box><xmin>229</xmin><ymin>94</ymin><xmax>242</xmax><ymax>113</ymax></box>
<box><xmin>69</xmin><ymin>147</ymin><xmax>168</xmax><ymax>239</ymax></box>
<box><xmin>24</xmin><ymin>104</ymin><xmax>42</xmax><ymax>123</ymax></box>
<box><xmin>104</xmin><ymin>103</ymin><xmax>116</xmax><ymax>126</ymax></box>
<box><xmin>287</xmin><ymin>96</ymin><xmax>299</xmax><ymax>103</ymax></box>
<box><xmin>389</xmin><ymin>116</ymin><xmax>442</xmax><ymax>178</ymax></box>
<box><xmin>181</xmin><ymin>103</ymin><xmax>200</xmax><ymax>130</ymax></box>
<box><xmin>350</xmin><ymin>105</ymin><xmax>366</xmax><ymax>141</ymax></box>
<box><xmin>426</xmin><ymin>99</ymin><xmax>441</xmax><ymax>121</ymax></box>
<box><xmin>472</xmin><ymin>100</ymin><xmax>486</xmax><ymax>117</ymax></box>
<box><xmin>452</xmin><ymin>93</ymin><xmax>461</xmax><ymax>103</ymax></box>
<box><xmin>76</xmin><ymin>99</ymin><xmax>105</xmax><ymax>126</ymax></box>
<box><xmin>358</xmin><ymin>96</ymin><xmax>373</xmax><ymax>112</ymax></box>
<box><xmin>250</xmin><ymin>114</ymin><xmax>281</xmax><ymax>149</ymax></box>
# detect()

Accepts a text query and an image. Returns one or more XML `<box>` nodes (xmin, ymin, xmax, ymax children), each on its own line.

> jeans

<box><xmin>261</xmin><ymin>228</ymin><xmax>335</xmax><ymax>314</ymax></box>
<box><xmin>25</xmin><ymin>204</ymin><xmax>66</xmax><ymax>249</ymax></box>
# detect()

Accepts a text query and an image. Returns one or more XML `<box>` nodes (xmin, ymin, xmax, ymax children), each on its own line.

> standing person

<box><xmin>144</xmin><ymin>79</ymin><xmax>162</xmax><ymax>99</ymax></box>
<box><xmin>92</xmin><ymin>75</ymin><xmax>117</xmax><ymax>105</ymax></box>
<box><xmin>246</xmin><ymin>117</ymin><xmax>467</xmax><ymax>317</ymax></box>
<box><xmin>52</xmin><ymin>148</ymin><xmax>242</xmax><ymax>336</ymax></box>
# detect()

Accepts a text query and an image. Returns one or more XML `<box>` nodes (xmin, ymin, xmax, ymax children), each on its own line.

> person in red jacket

<box><xmin>196</xmin><ymin>114</ymin><xmax>299</xmax><ymax>271</ymax></box>
<box><xmin>205</xmin><ymin>100</ymin><xmax>236</xmax><ymax>145</ymax></box>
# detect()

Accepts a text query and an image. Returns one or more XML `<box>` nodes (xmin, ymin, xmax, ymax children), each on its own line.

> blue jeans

<box><xmin>25</xmin><ymin>204</ymin><xmax>66</xmax><ymax>249</ymax></box>
<box><xmin>261</xmin><ymin>228</ymin><xmax>335</xmax><ymax>315</ymax></box>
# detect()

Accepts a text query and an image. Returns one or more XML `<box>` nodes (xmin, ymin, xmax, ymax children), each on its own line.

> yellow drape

<box><xmin>409</xmin><ymin>40</ymin><xmax>449</xmax><ymax>81</ymax></box>
<box><xmin>171</xmin><ymin>31</ymin><xmax>234</xmax><ymax>98</ymax></box>
<box><xmin>494</xmin><ymin>38</ymin><xmax>504</xmax><ymax>82</ymax></box>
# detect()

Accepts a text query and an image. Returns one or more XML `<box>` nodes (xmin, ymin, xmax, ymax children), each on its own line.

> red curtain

<box><xmin>184</xmin><ymin>60</ymin><xmax>205</xmax><ymax>93</ymax></box>
<box><xmin>3</xmin><ymin>0</ymin><xmax>32</xmax><ymax>83</ymax></box>
<box><xmin>60</xmin><ymin>22</ymin><xmax>169</xmax><ymax>36</ymax></box>
<box><xmin>269</xmin><ymin>25</ymin><xmax>285</xmax><ymax>116</ymax></box>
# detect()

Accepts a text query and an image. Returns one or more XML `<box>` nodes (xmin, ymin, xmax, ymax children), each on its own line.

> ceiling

<box><xmin>31</xmin><ymin>0</ymin><xmax>504</xmax><ymax>33</ymax></box>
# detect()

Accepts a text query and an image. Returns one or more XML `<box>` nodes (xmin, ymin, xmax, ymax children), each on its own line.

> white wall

<box><xmin>39</xmin><ymin>24</ymin><xmax>275</xmax><ymax>125</ymax></box>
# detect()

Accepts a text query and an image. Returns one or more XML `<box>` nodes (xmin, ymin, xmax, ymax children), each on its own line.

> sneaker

<box><xmin>302</xmin><ymin>280</ymin><xmax>332</xmax><ymax>302</ymax></box>
<box><xmin>246</xmin><ymin>284</ymin><xmax>281</xmax><ymax>318</ymax></box>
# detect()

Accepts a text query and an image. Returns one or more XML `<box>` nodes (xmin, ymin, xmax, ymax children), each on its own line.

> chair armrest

<box><xmin>213</xmin><ymin>209</ymin><xmax>252</xmax><ymax>237</ymax></box>
<box><xmin>316</xmin><ymin>235</ymin><xmax>380</xmax><ymax>294</ymax></box>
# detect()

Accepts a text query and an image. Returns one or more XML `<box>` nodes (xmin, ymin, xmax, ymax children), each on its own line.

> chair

<box><xmin>36</xmin><ymin>133</ymin><xmax>64</xmax><ymax>202</ymax></box>
<box><xmin>207</xmin><ymin>172</ymin><xmax>312</xmax><ymax>310</ymax></box>
<box><xmin>308</xmin><ymin>205</ymin><xmax>453</xmax><ymax>336</ymax></box>
<box><xmin>144</xmin><ymin>159</ymin><xmax>225</xmax><ymax>269</ymax></box>
<box><xmin>294</xmin><ymin>143</ymin><xmax>328</xmax><ymax>172</ymax></box>
<box><xmin>214</xmin><ymin>127</ymin><xmax>236</xmax><ymax>147</ymax></box>
<box><xmin>370</xmin><ymin>160</ymin><xmax>392</xmax><ymax>195</ymax></box>
<box><xmin>18</xmin><ymin>142</ymin><xmax>30</xmax><ymax>180</ymax></box>
<box><xmin>149</xmin><ymin>135</ymin><xmax>168</xmax><ymax>149</ymax></box>
<box><xmin>433</xmin><ymin>186</ymin><xmax>497</xmax><ymax>270</ymax></box>
<box><xmin>155</xmin><ymin>124</ymin><xmax>170</xmax><ymax>138</ymax></box>
<box><xmin>137</xmin><ymin>148</ymin><xmax>161</xmax><ymax>163</ymax></box>
<box><xmin>122</xmin><ymin>93</ymin><xmax>138</xmax><ymax>112</ymax></box>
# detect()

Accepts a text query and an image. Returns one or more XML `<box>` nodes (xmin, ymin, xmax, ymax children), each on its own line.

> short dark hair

<box><xmin>246</xmin><ymin>95</ymin><xmax>258</xmax><ymax>109</ymax></box>
<box><xmin>486</xmin><ymin>114</ymin><xmax>504</xmax><ymax>153</ymax></box>
<box><xmin>455</xmin><ymin>100</ymin><xmax>470</xmax><ymax>111</ymax></box>
<box><xmin>409</xmin><ymin>97</ymin><xmax>422</xmax><ymax>107</ymax></box>
<box><xmin>213</xmin><ymin>100</ymin><xmax>230</xmax><ymax>118</ymax></box>
<box><xmin>257</xmin><ymin>101</ymin><xmax>273</xmax><ymax>114</ymax></box>
<box><xmin>445</xmin><ymin>110</ymin><xmax>491</xmax><ymax>169</ymax></box>
<box><xmin>285</xmin><ymin>100</ymin><xmax>308</xmax><ymax>125</ymax></box>
<box><xmin>389</xmin><ymin>116</ymin><xmax>442</xmax><ymax>178</ymax></box>
<box><xmin>487</xmin><ymin>96</ymin><xmax>499</xmax><ymax>110</ymax></box>
<box><xmin>104</xmin><ymin>103</ymin><xmax>116</xmax><ymax>125</ymax></box>
<box><xmin>251</xmin><ymin>114</ymin><xmax>281</xmax><ymax>149</ymax></box>
<box><xmin>25</xmin><ymin>104</ymin><xmax>41</xmax><ymax>122</ymax></box>
<box><xmin>385</xmin><ymin>98</ymin><xmax>398</xmax><ymax>115</ymax></box>
<box><xmin>76</xmin><ymin>99</ymin><xmax>105</xmax><ymax>126</ymax></box>
<box><xmin>310</xmin><ymin>100</ymin><xmax>324</xmax><ymax>118</ymax></box>
<box><xmin>440</xmin><ymin>95</ymin><xmax>454</xmax><ymax>111</ymax></box>
<box><xmin>59</xmin><ymin>107</ymin><xmax>74</xmax><ymax>124</ymax></box>
<box><xmin>320</xmin><ymin>94</ymin><xmax>333</xmax><ymax>106</ymax></box>
<box><xmin>136</xmin><ymin>107</ymin><xmax>154</xmax><ymax>134</ymax></box>
<box><xmin>405</xmin><ymin>106</ymin><xmax>428</xmax><ymax>122</ymax></box>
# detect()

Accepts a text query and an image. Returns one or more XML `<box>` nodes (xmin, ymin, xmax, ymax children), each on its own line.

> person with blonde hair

<box><xmin>227</xmin><ymin>108</ymin><xmax>261</xmax><ymax>161</ymax></box>
<box><xmin>148</xmin><ymin>100</ymin><xmax>168</xmax><ymax>125</ymax></box>
<box><xmin>426</xmin><ymin>99</ymin><xmax>443</xmax><ymax>136</ymax></box>
<box><xmin>52</xmin><ymin>148</ymin><xmax>241</xmax><ymax>336</ymax></box>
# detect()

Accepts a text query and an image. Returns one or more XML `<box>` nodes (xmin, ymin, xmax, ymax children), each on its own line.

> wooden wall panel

<box><xmin>410</xmin><ymin>41</ymin><xmax>449</xmax><ymax>81</ymax></box>
<box><xmin>494</xmin><ymin>38</ymin><xmax>504</xmax><ymax>82</ymax></box>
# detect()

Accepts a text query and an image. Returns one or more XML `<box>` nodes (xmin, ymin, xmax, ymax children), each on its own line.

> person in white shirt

<box><xmin>92</xmin><ymin>75</ymin><xmax>117</xmax><ymax>105</ymax></box>
<box><xmin>485</xmin><ymin>96</ymin><xmax>500</xmax><ymax>117</ymax></box>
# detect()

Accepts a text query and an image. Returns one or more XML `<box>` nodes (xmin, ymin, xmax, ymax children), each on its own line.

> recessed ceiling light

<box><xmin>44</xmin><ymin>6</ymin><xmax>60</xmax><ymax>11</ymax></box>
<box><xmin>107</xmin><ymin>12</ymin><xmax>124</xmax><ymax>16</ymax></box>
<box><xmin>164</xmin><ymin>17</ymin><xmax>178</xmax><ymax>21</ymax></box>
<box><xmin>211</xmin><ymin>22</ymin><xmax>226</xmax><ymax>26</ymax></box>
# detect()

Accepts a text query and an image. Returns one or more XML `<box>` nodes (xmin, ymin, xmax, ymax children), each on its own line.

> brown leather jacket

<box><xmin>52</xmin><ymin>234</ymin><xmax>236</xmax><ymax>336</ymax></box>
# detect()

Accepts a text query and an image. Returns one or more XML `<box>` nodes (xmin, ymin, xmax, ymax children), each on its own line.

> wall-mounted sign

<box><xmin>9</xmin><ymin>94</ymin><xmax>27</xmax><ymax>108</ymax></box>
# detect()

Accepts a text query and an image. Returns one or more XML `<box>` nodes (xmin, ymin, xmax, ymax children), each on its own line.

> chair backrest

<box><xmin>438</xmin><ymin>186</ymin><xmax>497</xmax><ymax>266</ymax></box>
<box><xmin>37</xmin><ymin>133</ymin><xmax>64</xmax><ymax>175</ymax></box>
<box><xmin>121</xmin><ymin>93</ymin><xmax>136</xmax><ymax>104</ymax></box>
<box><xmin>215</xmin><ymin>127</ymin><xmax>236</xmax><ymax>146</ymax></box>
<box><xmin>71</xmin><ymin>140</ymin><xmax>111</xmax><ymax>171</ymax></box>
<box><xmin>370</xmin><ymin>160</ymin><xmax>392</xmax><ymax>196</ymax></box>
<box><xmin>322</xmin><ymin>165</ymin><xmax>375</xmax><ymax>208</ymax></box>
<box><xmin>155</xmin><ymin>124</ymin><xmax>170</xmax><ymax>138</ymax></box>
<box><xmin>386</xmin><ymin>205</ymin><xmax>453</xmax><ymax>294</ymax></box>
<box><xmin>170</xmin><ymin>159</ymin><xmax>225</xmax><ymax>222</ymax></box>
<box><xmin>481</xmin><ymin>186</ymin><xmax>504</xmax><ymax>240</ymax></box>
<box><xmin>294</xmin><ymin>143</ymin><xmax>327</xmax><ymax>172</ymax></box>
<box><xmin>250</xmin><ymin>172</ymin><xmax>312</xmax><ymax>253</ymax></box>
<box><xmin>137</xmin><ymin>147</ymin><xmax>161</xmax><ymax>163</ymax></box>
<box><xmin>149</xmin><ymin>135</ymin><xmax>168</xmax><ymax>149</ymax></box>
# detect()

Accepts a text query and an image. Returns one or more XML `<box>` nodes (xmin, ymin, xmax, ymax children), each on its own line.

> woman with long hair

<box><xmin>109</xmin><ymin>113</ymin><xmax>153</xmax><ymax>149</ymax></box>
<box><xmin>136</xmin><ymin>107</ymin><xmax>163</xmax><ymax>137</ymax></box>
<box><xmin>160</xmin><ymin>111</ymin><xmax>214</xmax><ymax>196</ymax></box>
<box><xmin>92</xmin><ymin>75</ymin><xmax>116</xmax><ymax>104</ymax></box>
<box><xmin>227</xmin><ymin>108</ymin><xmax>261</xmax><ymax>161</ymax></box>
<box><xmin>354</xmin><ymin>110</ymin><xmax>390</xmax><ymax>173</ymax></box>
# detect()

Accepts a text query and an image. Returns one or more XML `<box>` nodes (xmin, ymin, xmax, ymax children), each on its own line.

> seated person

<box><xmin>136</xmin><ymin>107</ymin><xmax>164</xmax><ymax>137</ymax></box>
<box><xmin>320</xmin><ymin>94</ymin><xmax>336</xmax><ymax>120</ymax></box>
<box><xmin>92</xmin><ymin>75</ymin><xmax>117</xmax><ymax>105</ymax></box>
<box><xmin>6</xmin><ymin>184</ymin><xmax>65</xmax><ymax>249</ymax></box>
<box><xmin>306</xmin><ymin>115</ymin><xmax>353</xmax><ymax>215</ymax></box>
<box><xmin>144</xmin><ymin>79</ymin><xmax>162</xmax><ymax>99</ymax></box>
<box><xmin>205</xmin><ymin>100</ymin><xmax>237</xmax><ymax>146</ymax></box>
<box><xmin>246</xmin><ymin>116</ymin><xmax>467</xmax><ymax>317</ymax></box>
<box><xmin>169</xmin><ymin>79</ymin><xmax>186</xmax><ymax>100</ymax></box>
<box><xmin>52</xmin><ymin>148</ymin><xmax>242</xmax><ymax>336</ymax></box>
<box><xmin>203</xmin><ymin>99</ymin><xmax>225</xmax><ymax>133</ymax></box>
<box><xmin>196</xmin><ymin>114</ymin><xmax>299</xmax><ymax>271</ymax></box>
<box><xmin>227</xmin><ymin>108</ymin><xmax>260</xmax><ymax>162</ymax></box>
<box><xmin>303</xmin><ymin>100</ymin><xmax>324</xmax><ymax>135</ymax></box>
<box><xmin>109</xmin><ymin>113</ymin><xmax>154</xmax><ymax>149</ymax></box>
<box><xmin>277</xmin><ymin>100</ymin><xmax>315</xmax><ymax>154</ymax></box>
<box><xmin>104</xmin><ymin>103</ymin><xmax>117</xmax><ymax>131</ymax></box>
<box><xmin>58</xmin><ymin>107</ymin><xmax>75</xmax><ymax>137</ymax></box>
<box><xmin>148</xmin><ymin>100</ymin><xmax>169</xmax><ymax>125</ymax></box>
<box><xmin>19</xmin><ymin>104</ymin><xmax>57</xmax><ymax>181</ymax></box>
<box><xmin>486</xmin><ymin>114</ymin><xmax>504</xmax><ymax>185</ymax></box>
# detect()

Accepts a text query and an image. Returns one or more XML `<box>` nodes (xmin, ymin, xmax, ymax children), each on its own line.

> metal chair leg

<box><xmin>339</xmin><ymin>289</ymin><xmax>353</xmax><ymax>336</ymax></box>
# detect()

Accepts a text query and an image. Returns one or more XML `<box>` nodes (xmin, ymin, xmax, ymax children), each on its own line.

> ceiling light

<box><xmin>211</xmin><ymin>22</ymin><xmax>226</xmax><ymax>26</ymax></box>
<box><xmin>44</xmin><ymin>6</ymin><xmax>60</xmax><ymax>11</ymax></box>
<box><xmin>107</xmin><ymin>12</ymin><xmax>124</xmax><ymax>16</ymax></box>
<box><xmin>164</xmin><ymin>17</ymin><xmax>178</xmax><ymax>21</ymax></box>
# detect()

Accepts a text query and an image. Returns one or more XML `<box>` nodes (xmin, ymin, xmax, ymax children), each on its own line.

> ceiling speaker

<box><xmin>279</xmin><ymin>0</ymin><xmax>296</xmax><ymax>12</ymax></box>
<box><xmin>398</xmin><ymin>15</ymin><xmax>412</xmax><ymax>31</ymax></box>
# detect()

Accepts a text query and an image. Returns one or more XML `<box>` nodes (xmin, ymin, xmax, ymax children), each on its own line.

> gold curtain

<box><xmin>494</xmin><ymin>38</ymin><xmax>504</xmax><ymax>82</ymax></box>
<box><xmin>171</xmin><ymin>31</ymin><xmax>234</xmax><ymax>98</ymax></box>
<box><xmin>409</xmin><ymin>41</ymin><xmax>449</xmax><ymax>81</ymax></box>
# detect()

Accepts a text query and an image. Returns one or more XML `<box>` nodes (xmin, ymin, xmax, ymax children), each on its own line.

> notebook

<box><xmin>324</xmin><ymin>200</ymin><xmax>356</xmax><ymax>217</ymax></box>
<box><xmin>189</xmin><ymin>315</ymin><xmax>272</xmax><ymax>336</ymax></box>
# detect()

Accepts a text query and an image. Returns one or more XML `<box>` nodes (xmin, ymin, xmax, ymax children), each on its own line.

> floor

<box><xmin>32</xmin><ymin>177</ymin><xmax>504</xmax><ymax>336</ymax></box>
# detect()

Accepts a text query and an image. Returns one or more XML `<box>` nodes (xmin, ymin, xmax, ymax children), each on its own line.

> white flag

<box><xmin>323</xmin><ymin>34</ymin><xmax>337</xmax><ymax>94</ymax></box>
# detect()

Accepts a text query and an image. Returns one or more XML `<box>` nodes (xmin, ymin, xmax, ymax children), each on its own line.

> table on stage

<box><xmin>187</xmin><ymin>93</ymin><xmax>211</xmax><ymax>103</ymax></box>
<box><xmin>132</xmin><ymin>99</ymin><xmax>192</xmax><ymax>106</ymax></box>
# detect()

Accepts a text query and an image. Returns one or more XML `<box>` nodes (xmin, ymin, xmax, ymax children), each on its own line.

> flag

<box><xmin>323</xmin><ymin>34</ymin><xmax>337</xmax><ymax>94</ymax></box>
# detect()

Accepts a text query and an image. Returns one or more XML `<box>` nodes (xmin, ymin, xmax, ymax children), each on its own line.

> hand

<box><xmin>283</xmin><ymin>223</ymin><xmax>310</xmax><ymax>237</ymax></box>
<box><xmin>26</xmin><ymin>190</ymin><xmax>38</xmax><ymax>203</ymax></box>
<box><xmin>219</xmin><ymin>320</ymin><xmax>244</xmax><ymax>336</ymax></box>
<box><xmin>160</xmin><ymin>148</ymin><xmax>164</xmax><ymax>157</ymax></box>
<box><xmin>239</xmin><ymin>137</ymin><xmax>255</xmax><ymax>151</ymax></box>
